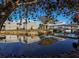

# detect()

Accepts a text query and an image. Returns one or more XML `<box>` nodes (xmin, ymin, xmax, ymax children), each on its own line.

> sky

<box><xmin>9</xmin><ymin>4</ymin><xmax>73</xmax><ymax>24</ymax></box>
<box><xmin>0</xmin><ymin>0</ymin><xmax>75</xmax><ymax>24</ymax></box>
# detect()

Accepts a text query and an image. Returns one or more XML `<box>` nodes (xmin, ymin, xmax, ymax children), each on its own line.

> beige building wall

<box><xmin>26</xmin><ymin>20</ymin><xmax>39</xmax><ymax>30</ymax></box>
<box><xmin>3</xmin><ymin>19</ymin><xmax>39</xmax><ymax>30</ymax></box>
<box><xmin>3</xmin><ymin>20</ymin><xmax>18</xmax><ymax>30</ymax></box>
<box><xmin>5</xmin><ymin>35</ymin><xmax>19</xmax><ymax>43</ymax></box>
<box><xmin>4</xmin><ymin>21</ymin><xmax>17</xmax><ymax>30</ymax></box>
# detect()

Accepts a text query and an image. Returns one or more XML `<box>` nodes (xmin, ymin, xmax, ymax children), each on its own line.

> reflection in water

<box><xmin>0</xmin><ymin>34</ymin><xmax>78</xmax><ymax>57</ymax></box>
<box><xmin>0</xmin><ymin>35</ymin><xmax>41</xmax><ymax>44</ymax></box>
<box><xmin>17</xmin><ymin>35</ymin><xmax>41</xmax><ymax>44</ymax></box>
<box><xmin>6</xmin><ymin>35</ymin><xmax>19</xmax><ymax>43</ymax></box>
<box><xmin>38</xmin><ymin>37</ymin><xmax>57</xmax><ymax>45</ymax></box>
<box><xmin>0</xmin><ymin>35</ymin><xmax>19</xmax><ymax>43</ymax></box>
<box><xmin>25</xmin><ymin>36</ymin><xmax>41</xmax><ymax>44</ymax></box>
<box><xmin>0</xmin><ymin>35</ymin><xmax>65</xmax><ymax>45</ymax></box>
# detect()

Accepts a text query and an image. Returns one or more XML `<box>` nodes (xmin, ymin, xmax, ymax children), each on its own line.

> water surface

<box><xmin>0</xmin><ymin>35</ymin><xmax>78</xmax><ymax>57</ymax></box>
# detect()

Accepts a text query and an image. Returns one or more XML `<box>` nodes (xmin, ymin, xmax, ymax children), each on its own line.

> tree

<box><xmin>0</xmin><ymin>0</ymin><xmax>20</xmax><ymax>29</ymax></box>
<box><xmin>73</xmin><ymin>14</ymin><xmax>79</xmax><ymax>24</ymax></box>
<box><xmin>39</xmin><ymin>16</ymin><xmax>55</xmax><ymax>24</ymax></box>
<box><xmin>0</xmin><ymin>0</ymin><xmax>79</xmax><ymax>29</ymax></box>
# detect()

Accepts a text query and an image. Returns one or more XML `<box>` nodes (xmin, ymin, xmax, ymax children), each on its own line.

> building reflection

<box><xmin>0</xmin><ymin>35</ymin><xmax>19</xmax><ymax>43</ymax></box>
<box><xmin>17</xmin><ymin>35</ymin><xmax>41</xmax><ymax>44</ymax></box>
<box><xmin>6</xmin><ymin>35</ymin><xmax>19</xmax><ymax>43</ymax></box>
<box><xmin>0</xmin><ymin>35</ymin><xmax>59</xmax><ymax>45</ymax></box>
<box><xmin>38</xmin><ymin>35</ymin><xmax>58</xmax><ymax>45</ymax></box>
<box><xmin>0</xmin><ymin>35</ymin><xmax>41</xmax><ymax>44</ymax></box>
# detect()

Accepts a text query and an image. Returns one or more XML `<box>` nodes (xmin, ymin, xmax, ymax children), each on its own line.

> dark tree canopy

<box><xmin>0</xmin><ymin>0</ymin><xmax>79</xmax><ymax>29</ymax></box>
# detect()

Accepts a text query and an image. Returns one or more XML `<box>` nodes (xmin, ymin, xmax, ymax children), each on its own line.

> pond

<box><xmin>0</xmin><ymin>35</ymin><xmax>78</xmax><ymax>57</ymax></box>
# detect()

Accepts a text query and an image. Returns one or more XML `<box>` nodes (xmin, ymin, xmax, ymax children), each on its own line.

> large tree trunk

<box><xmin>0</xmin><ymin>0</ymin><xmax>20</xmax><ymax>30</ymax></box>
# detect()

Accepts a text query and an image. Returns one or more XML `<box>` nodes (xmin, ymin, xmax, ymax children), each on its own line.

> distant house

<box><xmin>39</xmin><ymin>16</ymin><xmax>55</xmax><ymax>30</ymax></box>
<box><xmin>45</xmin><ymin>21</ymin><xmax>66</xmax><ymax>29</ymax></box>
<box><xmin>16</xmin><ymin>19</ymin><xmax>27</xmax><ymax>30</ymax></box>
<box><xmin>3</xmin><ymin>19</ymin><xmax>17</xmax><ymax>30</ymax></box>
<box><xmin>26</xmin><ymin>20</ymin><xmax>39</xmax><ymax>30</ymax></box>
<box><xmin>2</xmin><ymin>19</ymin><xmax>39</xmax><ymax>30</ymax></box>
<box><xmin>16</xmin><ymin>19</ymin><xmax>39</xmax><ymax>30</ymax></box>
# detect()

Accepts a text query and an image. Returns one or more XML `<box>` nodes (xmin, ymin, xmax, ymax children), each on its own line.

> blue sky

<box><xmin>0</xmin><ymin>0</ymin><xmax>74</xmax><ymax>24</ymax></box>
<box><xmin>9</xmin><ymin>4</ymin><xmax>74</xmax><ymax>24</ymax></box>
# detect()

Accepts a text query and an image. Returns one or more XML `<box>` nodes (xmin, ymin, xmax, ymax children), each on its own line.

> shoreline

<box><xmin>0</xmin><ymin>30</ymin><xmax>39</xmax><ymax>36</ymax></box>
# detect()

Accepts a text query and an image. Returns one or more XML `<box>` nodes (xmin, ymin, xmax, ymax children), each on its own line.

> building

<box><xmin>26</xmin><ymin>20</ymin><xmax>39</xmax><ymax>30</ymax></box>
<box><xmin>16</xmin><ymin>19</ymin><xmax>39</xmax><ymax>30</ymax></box>
<box><xmin>2</xmin><ymin>19</ymin><xmax>39</xmax><ymax>30</ymax></box>
<box><xmin>16</xmin><ymin>19</ymin><xmax>27</xmax><ymax>30</ymax></box>
<box><xmin>40</xmin><ymin>21</ymin><xmax>66</xmax><ymax>29</ymax></box>
<box><xmin>39</xmin><ymin>16</ymin><xmax>55</xmax><ymax>30</ymax></box>
<box><xmin>3</xmin><ymin>19</ymin><xmax>17</xmax><ymax>30</ymax></box>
